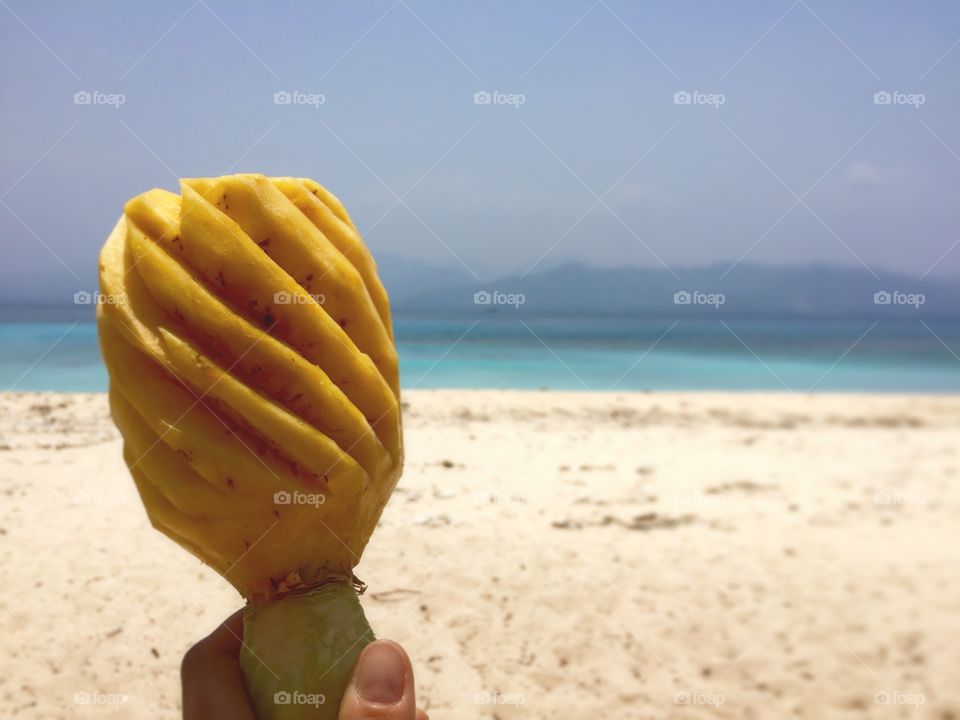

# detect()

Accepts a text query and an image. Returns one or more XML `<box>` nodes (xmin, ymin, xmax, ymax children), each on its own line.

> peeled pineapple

<box><xmin>97</xmin><ymin>174</ymin><xmax>403</xmax><ymax>719</ymax></box>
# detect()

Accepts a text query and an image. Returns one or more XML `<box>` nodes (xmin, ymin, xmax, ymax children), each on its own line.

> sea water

<box><xmin>1</xmin><ymin>314</ymin><xmax>958</xmax><ymax>393</ymax></box>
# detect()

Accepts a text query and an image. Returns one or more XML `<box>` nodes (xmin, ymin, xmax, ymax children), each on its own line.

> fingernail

<box><xmin>356</xmin><ymin>642</ymin><xmax>405</xmax><ymax>704</ymax></box>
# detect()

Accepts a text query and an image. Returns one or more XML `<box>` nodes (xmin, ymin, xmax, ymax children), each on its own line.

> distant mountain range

<box><xmin>4</xmin><ymin>257</ymin><xmax>957</xmax><ymax>320</ymax></box>
<box><xmin>384</xmin><ymin>259</ymin><xmax>959</xmax><ymax>318</ymax></box>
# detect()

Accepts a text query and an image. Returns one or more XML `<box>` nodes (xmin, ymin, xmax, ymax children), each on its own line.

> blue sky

<box><xmin>2</xmin><ymin>0</ymin><xmax>960</xmax><ymax>303</ymax></box>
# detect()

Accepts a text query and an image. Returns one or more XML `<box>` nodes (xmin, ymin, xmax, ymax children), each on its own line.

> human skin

<box><xmin>181</xmin><ymin>611</ymin><xmax>428</xmax><ymax>720</ymax></box>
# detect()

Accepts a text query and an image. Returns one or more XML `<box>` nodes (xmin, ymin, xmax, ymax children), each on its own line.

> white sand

<box><xmin>1</xmin><ymin>390</ymin><xmax>959</xmax><ymax>718</ymax></box>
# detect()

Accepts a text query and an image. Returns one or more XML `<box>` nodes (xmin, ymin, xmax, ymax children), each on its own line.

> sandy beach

<box><xmin>1</xmin><ymin>389</ymin><xmax>959</xmax><ymax>719</ymax></box>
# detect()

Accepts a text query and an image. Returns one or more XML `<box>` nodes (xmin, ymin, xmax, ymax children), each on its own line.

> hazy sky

<box><xmin>2</xmin><ymin>0</ymin><xmax>960</xmax><ymax>303</ymax></box>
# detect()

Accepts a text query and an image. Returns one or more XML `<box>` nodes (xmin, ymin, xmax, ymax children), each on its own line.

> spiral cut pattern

<box><xmin>98</xmin><ymin>175</ymin><xmax>402</xmax><ymax>600</ymax></box>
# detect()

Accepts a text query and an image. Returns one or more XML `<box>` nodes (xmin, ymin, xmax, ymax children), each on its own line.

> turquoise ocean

<box><xmin>1</xmin><ymin>311</ymin><xmax>958</xmax><ymax>393</ymax></box>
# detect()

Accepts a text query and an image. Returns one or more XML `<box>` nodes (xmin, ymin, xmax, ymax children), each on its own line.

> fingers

<box><xmin>181</xmin><ymin>610</ymin><xmax>256</xmax><ymax>720</ymax></box>
<box><xmin>338</xmin><ymin>640</ymin><xmax>422</xmax><ymax>720</ymax></box>
<box><xmin>182</xmin><ymin>612</ymin><xmax>428</xmax><ymax>720</ymax></box>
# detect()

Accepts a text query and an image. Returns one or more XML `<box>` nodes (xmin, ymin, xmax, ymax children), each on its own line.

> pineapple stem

<box><xmin>240</xmin><ymin>580</ymin><xmax>374</xmax><ymax>720</ymax></box>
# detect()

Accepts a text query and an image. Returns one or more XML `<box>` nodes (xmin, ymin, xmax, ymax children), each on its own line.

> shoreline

<box><xmin>5</xmin><ymin>387</ymin><xmax>960</xmax><ymax>397</ymax></box>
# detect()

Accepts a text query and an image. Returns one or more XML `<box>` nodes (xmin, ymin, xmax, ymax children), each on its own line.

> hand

<box><xmin>182</xmin><ymin>610</ymin><xmax>428</xmax><ymax>720</ymax></box>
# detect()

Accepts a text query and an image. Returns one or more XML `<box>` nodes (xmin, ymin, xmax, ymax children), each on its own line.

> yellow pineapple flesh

<box><xmin>97</xmin><ymin>174</ymin><xmax>403</xmax><ymax>718</ymax></box>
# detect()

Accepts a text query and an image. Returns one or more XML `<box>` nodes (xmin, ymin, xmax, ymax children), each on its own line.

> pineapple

<box><xmin>97</xmin><ymin>174</ymin><xmax>403</xmax><ymax>719</ymax></box>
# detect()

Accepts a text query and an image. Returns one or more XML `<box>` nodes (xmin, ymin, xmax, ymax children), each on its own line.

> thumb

<box><xmin>337</xmin><ymin>640</ymin><xmax>419</xmax><ymax>719</ymax></box>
